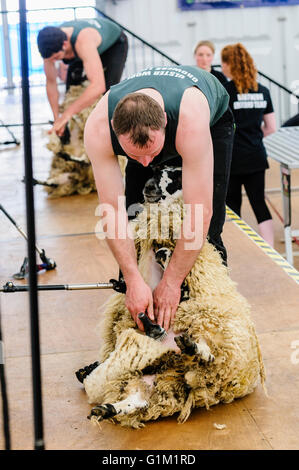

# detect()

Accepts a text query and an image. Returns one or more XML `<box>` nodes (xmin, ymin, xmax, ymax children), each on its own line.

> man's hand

<box><xmin>49</xmin><ymin>112</ymin><xmax>72</xmax><ymax>137</ymax></box>
<box><xmin>153</xmin><ymin>277</ymin><xmax>181</xmax><ymax>331</ymax></box>
<box><xmin>125</xmin><ymin>277</ymin><xmax>155</xmax><ymax>331</ymax></box>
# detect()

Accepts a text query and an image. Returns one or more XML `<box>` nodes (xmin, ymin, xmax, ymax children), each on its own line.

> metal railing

<box><xmin>0</xmin><ymin>5</ymin><xmax>298</xmax><ymax>126</ymax></box>
<box><xmin>94</xmin><ymin>8</ymin><xmax>179</xmax><ymax>76</ymax></box>
<box><xmin>258</xmin><ymin>70</ymin><xmax>299</xmax><ymax>126</ymax></box>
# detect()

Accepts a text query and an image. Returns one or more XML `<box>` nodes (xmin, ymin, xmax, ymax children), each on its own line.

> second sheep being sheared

<box><xmin>77</xmin><ymin>165</ymin><xmax>266</xmax><ymax>428</ymax></box>
<box><xmin>43</xmin><ymin>82</ymin><xmax>127</xmax><ymax>198</ymax></box>
<box><xmin>45</xmin><ymin>82</ymin><xmax>98</xmax><ymax>198</ymax></box>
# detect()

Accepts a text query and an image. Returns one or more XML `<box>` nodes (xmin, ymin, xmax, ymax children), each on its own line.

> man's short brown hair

<box><xmin>112</xmin><ymin>93</ymin><xmax>166</xmax><ymax>147</ymax></box>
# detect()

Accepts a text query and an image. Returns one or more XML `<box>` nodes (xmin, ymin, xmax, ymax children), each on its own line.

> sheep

<box><xmin>41</xmin><ymin>81</ymin><xmax>127</xmax><ymax>198</ymax></box>
<box><xmin>38</xmin><ymin>82</ymin><xmax>98</xmax><ymax>198</ymax></box>
<box><xmin>76</xmin><ymin>165</ymin><xmax>266</xmax><ymax>428</ymax></box>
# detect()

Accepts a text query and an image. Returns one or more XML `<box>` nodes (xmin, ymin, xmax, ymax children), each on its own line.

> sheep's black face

<box><xmin>143</xmin><ymin>166</ymin><xmax>182</xmax><ymax>203</ymax></box>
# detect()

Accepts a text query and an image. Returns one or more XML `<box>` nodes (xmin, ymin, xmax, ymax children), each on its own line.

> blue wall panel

<box><xmin>178</xmin><ymin>0</ymin><xmax>299</xmax><ymax>10</ymax></box>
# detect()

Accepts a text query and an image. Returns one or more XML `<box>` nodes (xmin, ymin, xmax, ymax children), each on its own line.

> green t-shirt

<box><xmin>108</xmin><ymin>65</ymin><xmax>229</xmax><ymax>164</ymax></box>
<box><xmin>61</xmin><ymin>17</ymin><xmax>122</xmax><ymax>56</ymax></box>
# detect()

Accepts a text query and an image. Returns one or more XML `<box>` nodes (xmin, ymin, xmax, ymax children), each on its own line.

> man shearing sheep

<box><xmin>37</xmin><ymin>17</ymin><xmax>128</xmax><ymax>136</ymax></box>
<box><xmin>84</xmin><ymin>65</ymin><xmax>234</xmax><ymax>332</ymax></box>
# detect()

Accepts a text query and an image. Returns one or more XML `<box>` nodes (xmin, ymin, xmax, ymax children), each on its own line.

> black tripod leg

<box><xmin>12</xmin><ymin>257</ymin><xmax>28</xmax><ymax>280</ymax></box>
<box><xmin>0</xmin><ymin>118</ymin><xmax>20</xmax><ymax>146</ymax></box>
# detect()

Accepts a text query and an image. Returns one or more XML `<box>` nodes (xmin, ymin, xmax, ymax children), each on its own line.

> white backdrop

<box><xmin>101</xmin><ymin>0</ymin><xmax>299</xmax><ymax>96</ymax></box>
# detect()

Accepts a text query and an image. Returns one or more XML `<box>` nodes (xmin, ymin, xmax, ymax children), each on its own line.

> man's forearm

<box><xmin>162</xmin><ymin>205</ymin><xmax>211</xmax><ymax>285</ymax></box>
<box><xmin>106</xmin><ymin>237</ymin><xmax>141</xmax><ymax>281</ymax></box>
<box><xmin>162</xmin><ymin>239</ymin><xmax>202</xmax><ymax>287</ymax></box>
<box><xmin>64</xmin><ymin>83</ymin><xmax>104</xmax><ymax>118</ymax></box>
<box><xmin>46</xmin><ymin>82</ymin><xmax>60</xmax><ymax>120</ymax></box>
<box><xmin>103</xmin><ymin>213</ymin><xmax>141</xmax><ymax>283</ymax></box>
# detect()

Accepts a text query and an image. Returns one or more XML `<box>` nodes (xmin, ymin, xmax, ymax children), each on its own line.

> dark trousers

<box><xmin>226</xmin><ymin>170</ymin><xmax>272</xmax><ymax>224</ymax></box>
<box><xmin>125</xmin><ymin>108</ymin><xmax>234</xmax><ymax>264</ymax></box>
<box><xmin>66</xmin><ymin>32</ymin><xmax>128</xmax><ymax>91</ymax></box>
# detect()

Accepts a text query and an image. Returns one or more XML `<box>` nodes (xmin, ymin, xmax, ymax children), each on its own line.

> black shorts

<box><xmin>65</xmin><ymin>32</ymin><xmax>128</xmax><ymax>91</ymax></box>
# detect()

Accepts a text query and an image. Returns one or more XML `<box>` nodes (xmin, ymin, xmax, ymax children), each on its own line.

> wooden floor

<box><xmin>0</xmin><ymin>91</ymin><xmax>299</xmax><ymax>450</ymax></box>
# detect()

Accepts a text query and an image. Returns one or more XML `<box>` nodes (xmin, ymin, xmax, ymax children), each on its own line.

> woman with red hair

<box><xmin>221</xmin><ymin>43</ymin><xmax>276</xmax><ymax>246</ymax></box>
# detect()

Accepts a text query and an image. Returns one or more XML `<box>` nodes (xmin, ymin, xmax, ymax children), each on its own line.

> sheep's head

<box><xmin>143</xmin><ymin>166</ymin><xmax>182</xmax><ymax>203</ymax></box>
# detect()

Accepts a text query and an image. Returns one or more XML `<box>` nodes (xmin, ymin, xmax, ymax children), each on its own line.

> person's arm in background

<box><xmin>44</xmin><ymin>59</ymin><xmax>60</xmax><ymax>121</ymax></box>
<box><xmin>58</xmin><ymin>62</ymin><xmax>69</xmax><ymax>83</ymax></box>
<box><xmin>84</xmin><ymin>94</ymin><xmax>155</xmax><ymax>331</ymax></box>
<box><xmin>52</xmin><ymin>28</ymin><xmax>105</xmax><ymax>136</ymax></box>
<box><xmin>262</xmin><ymin>112</ymin><xmax>276</xmax><ymax>137</ymax></box>
<box><xmin>262</xmin><ymin>88</ymin><xmax>276</xmax><ymax>137</ymax></box>
<box><xmin>153</xmin><ymin>88</ymin><xmax>214</xmax><ymax>331</ymax></box>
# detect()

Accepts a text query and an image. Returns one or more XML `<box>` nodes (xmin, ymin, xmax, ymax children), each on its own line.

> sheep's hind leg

<box><xmin>88</xmin><ymin>390</ymin><xmax>148</xmax><ymax>421</ymax></box>
<box><xmin>75</xmin><ymin>361</ymin><xmax>100</xmax><ymax>383</ymax></box>
<box><xmin>174</xmin><ymin>333</ymin><xmax>215</xmax><ymax>363</ymax></box>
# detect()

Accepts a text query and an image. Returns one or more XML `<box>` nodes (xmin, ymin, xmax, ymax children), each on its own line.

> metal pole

<box><xmin>19</xmin><ymin>0</ymin><xmax>44</xmax><ymax>450</ymax></box>
<box><xmin>1</xmin><ymin>0</ymin><xmax>15</xmax><ymax>93</ymax></box>
<box><xmin>0</xmin><ymin>204</ymin><xmax>30</xmax><ymax>242</ymax></box>
<box><xmin>1</xmin><ymin>279</ymin><xmax>127</xmax><ymax>293</ymax></box>
<box><xmin>1</xmin><ymin>281</ymin><xmax>115</xmax><ymax>293</ymax></box>
<box><xmin>0</xmin><ymin>121</ymin><xmax>51</xmax><ymax>127</ymax></box>
<box><xmin>0</xmin><ymin>204</ymin><xmax>46</xmax><ymax>256</ymax></box>
<box><xmin>280</xmin><ymin>164</ymin><xmax>293</xmax><ymax>265</ymax></box>
<box><xmin>0</xmin><ymin>300</ymin><xmax>11</xmax><ymax>450</ymax></box>
<box><xmin>0</xmin><ymin>118</ymin><xmax>20</xmax><ymax>145</ymax></box>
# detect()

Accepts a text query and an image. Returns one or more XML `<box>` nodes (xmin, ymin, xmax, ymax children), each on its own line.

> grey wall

<box><xmin>102</xmin><ymin>0</ymin><xmax>299</xmax><ymax>97</ymax></box>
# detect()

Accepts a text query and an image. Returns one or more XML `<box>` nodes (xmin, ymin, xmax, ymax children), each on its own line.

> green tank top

<box><xmin>61</xmin><ymin>18</ymin><xmax>122</xmax><ymax>57</ymax></box>
<box><xmin>108</xmin><ymin>65</ymin><xmax>229</xmax><ymax>165</ymax></box>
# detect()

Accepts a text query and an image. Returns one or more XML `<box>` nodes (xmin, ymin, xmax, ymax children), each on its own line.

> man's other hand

<box><xmin>125</xmin><ymin>277</ymin><xmax>154</xmax><ymax>331</ymax></box>
<box><xmin>49</xmin><ymin>112</ymin><xmax>71</xmax><ymax>137</ymax></box>
<box><xmin>153</xmin><ymin>278</ymin><xmax>181</xmax><ymax>331</ymax></box>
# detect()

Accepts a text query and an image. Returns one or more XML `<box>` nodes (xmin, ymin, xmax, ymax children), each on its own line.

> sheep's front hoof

<box><xmin>174</xmin><ymin>333</ymin><xmax>197</xmax><ymax>356</ymax></box>
<box><xmin>88</xmin><ymin>404</ymin><xmax>117</xmax><ymax>421</ymax></box>
<box><xmin>197</xmin><ymin>346</ymin><xmax>215</xmax><ymax>364</ymax></box>
<box><xmin>175</xmin><ymin>334</ymin><xmax>215</xmax><ymax>363</ymax></box>
<box><xmin>75</xmin><ymin>361</ymin><xmax>100</xmax><ymax>383</ymax></box>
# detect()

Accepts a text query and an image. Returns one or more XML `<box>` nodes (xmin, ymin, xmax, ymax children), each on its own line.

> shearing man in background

<box><xmin>37</xmin><ymin>16</ymin><xmax>128</xmax><ymax>136</ymax></box>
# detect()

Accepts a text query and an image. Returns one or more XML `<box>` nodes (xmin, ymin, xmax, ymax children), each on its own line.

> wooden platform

<box><xmin>1</xmin><ymin>197</ymin><xmax>299</xmax><ymax>449</ymax></box>
<box><xmin>0</xmin><ymin>102</ymin><xmax>299</xmax><ymax>450</ymax></box>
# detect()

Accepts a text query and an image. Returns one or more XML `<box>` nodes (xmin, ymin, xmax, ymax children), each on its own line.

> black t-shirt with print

<box><xmin>210</xmin><ymin>67</ymin><xmax>228</xmax><ymax>87</ymax></box>
<box><xmin>224</xmin><ymin>80</ymin><xmax>274</xmax><ymax>175</ymax></box>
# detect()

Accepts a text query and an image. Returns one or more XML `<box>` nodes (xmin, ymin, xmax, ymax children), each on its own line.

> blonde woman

<box><xmin>194</xmin><ymin>40</ymin><xmax>227</xmax><ymax>86</ymax></box>
<box><xmin>221</xmin><ymin>43</ymin><xmax>276</xmax><ymax>246</ymax></box>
